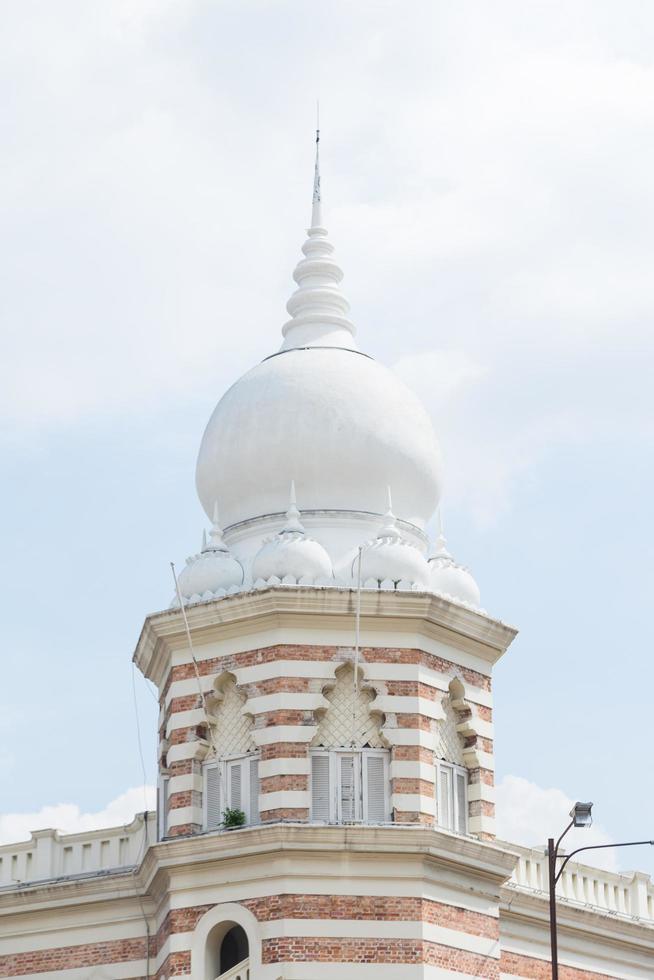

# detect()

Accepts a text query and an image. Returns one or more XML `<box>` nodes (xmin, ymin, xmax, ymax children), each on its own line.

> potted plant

<box><xmin>221</xmin><ymin>808</ymin><xmax>246</xmax><ymax>830</ymax></box>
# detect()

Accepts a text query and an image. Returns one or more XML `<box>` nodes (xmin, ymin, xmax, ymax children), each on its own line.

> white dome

<box><xmin>429</xmin><ymin>536</ymin><xmax>481</xmax><ymax>608</ymax></box>
<box><xmin>177</xmin><ymin>550</ymin><xmax>244</xmax><ymax>599</ymax></box>
<box><xmin>175</xmin><ymin>515</ymin><xmax>244</xmax><ymax>601</ymax></box>
<box><xmin>359</xmin><ymin>500</ymin><xmax>431</xmax><ymax>589</ymax></box>
<box><xmin>252</xmin><ymin>485</ymin><xmax>334</xmax><ymax>583</ymax></box>
<box><xmin>196</xmin><ymin>348</ymin><xmax>442</xmax><ymax>531</ymax></box>
<box><xmin>253</xmin><ymin>534</ymin><xmax>333</xmax><ymax>583</ymax></box>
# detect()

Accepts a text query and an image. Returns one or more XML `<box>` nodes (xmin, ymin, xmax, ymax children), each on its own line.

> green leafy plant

<box><xmin>222</xmin><ymin>807</ymin><xmax>246</xmax><ymax>829</ymax></box>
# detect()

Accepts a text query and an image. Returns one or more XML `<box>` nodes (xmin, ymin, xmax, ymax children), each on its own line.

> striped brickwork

<box><xmin>160</xmin><ymin>642</ymin><xmax>496</xmax><ymax>839</ymax></box>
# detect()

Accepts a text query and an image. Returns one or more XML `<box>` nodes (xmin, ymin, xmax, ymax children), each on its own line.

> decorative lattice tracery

<box><xmin>312</xmin><ymin>664</ymin><xmax>385</xmax><ymax>749</ymax></box>
<box><xmin>207</xmin><ymin>674</ymin><xmax>255</xmax><ymax>756</ymax></box>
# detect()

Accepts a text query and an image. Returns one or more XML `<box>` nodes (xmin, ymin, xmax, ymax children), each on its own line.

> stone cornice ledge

<box><xmin>0</xmin><ymin>825</ymin><xmax>519</xmax><ymax>912</ymax></box>
<box><xmin>134</xmin><ymin>587</ymin><xmax>518</xmax><ymax>685</ymax></box>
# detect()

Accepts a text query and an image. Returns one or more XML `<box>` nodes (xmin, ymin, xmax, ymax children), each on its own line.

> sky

<box><xmin>1</xmin><ymin>0</ymin><xmax>653</xmax><ymax>876</ymax></box>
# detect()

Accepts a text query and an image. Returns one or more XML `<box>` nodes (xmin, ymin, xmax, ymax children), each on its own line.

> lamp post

<box><xmin>548</xmin><ymin>802</ymin><xmax>654</xmax><ymax>980</ymax></box>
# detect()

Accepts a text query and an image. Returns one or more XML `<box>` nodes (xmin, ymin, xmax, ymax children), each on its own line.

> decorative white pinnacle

<box><xmin>204</xmin><ymin>501</ymin><xmax>229</xmax><ymax>553</ymax></box>
<box><xmin>312</xmin><ymin>122</ymin><xmax>322</xmax><ymax>228</ymax></box>
<box><xmin>282</xmin><ymin>480</ymin><xmax>305</xmax><ymax>534</ymax></box>
<box><xmin>280</xmin><ymin>128</ymin><xmax>357</xmax><ymax>352</ymax></box>
<box><xmin>433</xmin><ymin>508</ymin><xmax>452</xmax><ymax>559</ymax></box>
<box><xmin>377</xmin><ymin>486</ymin><xmax>402</xmax><ymax>541</ymax></box>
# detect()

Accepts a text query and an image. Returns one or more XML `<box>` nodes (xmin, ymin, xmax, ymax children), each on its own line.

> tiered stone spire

<box><xmin>280</xmin><ymin>128</ymin><xmax>357</xmax><ymax>352</ymax></box>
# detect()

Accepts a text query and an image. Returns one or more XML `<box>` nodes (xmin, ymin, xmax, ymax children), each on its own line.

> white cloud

<box><xmin>393</xmin><ymin>349</ymin><xmax>488</xmax><ymax>404</ymax></box>
<box><xmin>0</xmin><ymin>786</ymin><xmax>155</xmax><ymax>845</ymax></box>
<box><xmin>496</xmin><ymin>775</ymin><xmax>618</xmax><ymax>872</ymax></box>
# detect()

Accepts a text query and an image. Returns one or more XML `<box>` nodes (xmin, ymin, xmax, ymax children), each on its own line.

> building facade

<box><xmin>1</xmin><ymin>141</ymin><xmax>653</xmax><ymax>979</ymax></box>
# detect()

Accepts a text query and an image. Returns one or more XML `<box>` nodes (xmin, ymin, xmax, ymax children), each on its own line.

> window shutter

<box><xmin>339</xmin><ymin>754</ymin><xmax>357</xmax><ymax>822</ymax></box>
<box><xmin>311</xmin><ymin>753</ymin><xmax>331</xmax><ymax>822</ymax></box>
<box><xmin>157</xmin><ymin>777</ymin><xmax>169</xmax><ymax>840</ymax></box>
<box><xmin>205</xmin><ymin>763</ymin><xmax>221</xmax><ymax>829</ymax></box>
<box><xmin>455</xmin><ymin>770</ymin><xmax>467</xmax><ymax>835</ymax></box>
<box><xmin>249</xmin><ymin>757</ymin><xmax>260</xmax><ymax>824</ymax></box>
<box><xmin>363</xmin><ymin>752</ymin><xmax>387</xmax><ymax>824</ymax></box>
<box><xmin>438</xmin><ymin>764</ymin><xmax>453</xmax><ymax>831</ymax></box>
<box><xmin>229</xmin><ymin>760</ymin><xmax>243</xmax><ymax>811</ymax></box>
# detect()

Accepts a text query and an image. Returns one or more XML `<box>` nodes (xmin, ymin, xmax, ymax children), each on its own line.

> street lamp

<box><xmin>548</xmin><ymin>802</ymin><xmax>654</xmax><ymax>980</ymax></box>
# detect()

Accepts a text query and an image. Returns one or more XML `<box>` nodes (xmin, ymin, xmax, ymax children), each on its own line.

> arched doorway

<box><xmin>190</xmin><ymin>902</ymin><xmax>260</xmax><ymax>980</ymax></box>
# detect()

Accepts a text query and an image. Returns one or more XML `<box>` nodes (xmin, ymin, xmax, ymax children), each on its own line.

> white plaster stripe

<box><xmin>259</xmin><ymin>757</ymin><xmax>311</xmax><ymax>778</ymax></box>
<box><xmin>166</xmin><ymin>742</ymin><xmax>201</xmax><ymax>764</ymax></box>
<box><xmin>389</xmin><ymin>761</ymin><xmax>435</xmax><ymax>783</ymax></box>
<box><xmin>169</xmin><ymin>773</ymin><xmax>203</xmax><ymax>794</ymax></box>
<box><xmin>153</xmin><ymin>931</ymin><xmax>194</xmax><ymax>972</ymax></box>
<box><xmin>462</xmin><ymin>717</ymin><xmax>493</xmax><ymax>740</ymax></box>
<box><xmin>470</xmin><ymin>750</ymin><xmax>494</xmax><ymax>771</ymax></box>
<box><xmin>166</xmin><ymin>706</ymin><xmax>205</xmax><ymax>735</ymax></box>
<box><xmin>375</xmin><ymin>695</ymin><xmax>445</xmax><ymax>721</ymax></box>
<box><xmin>257</xmin><ymin>918</ymin><xmax>499</xmax><ymax>957</ymax></box>
<box><xmin>252</xmin><ymin>725</ymin><xmax>317</xmax><ymax>745</ymax></box>
<box><xmin>234</xmin><ymin>659</ymin><xmax>339</xmax><ymax>685</ymax></box>
<box><xmin>468</xmin><ymin>815</ymin><xmax>495</xmax><ymax>835</ymax></box>
<box><xmin>392</xmin><ymin>793</ymin><xmax>436</xmax><ymax>815</ymax></box>
<box><xmin>258</xmin><ymin>790</ymin><xmax>311</xmax><ymax>811</ymax></box>
<box><xmin>166</xmin><ymin>806</ymin><xmax>198</xmax><ymax>827</ymax></box>
<box><xmin>467</xmin><ymin>781</ymin><xmax>495</xmax><ymax>803</ymax></box>
<box><xmin>382</xmin><ymin>728</ymin><xmax>437</xmax><ymax>749</ymax></box>
<box><xmin>0</xmin><ymin>919</ymin><xmax>146</xmax><ymax>955</ymax></box>
<box><xmin>245</xmin><ymin>692</ymin><xmax>328</xmax><ymax>715</ymax></box>
<box><xmin>361</xmin><ymin>662</ymin><xmax>493</xmax><ymax>708</ymax></box>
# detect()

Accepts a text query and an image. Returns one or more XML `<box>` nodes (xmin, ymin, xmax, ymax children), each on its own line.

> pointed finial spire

<box><xmin>311</xmin><ymin>102</ymin><xmax>322</xmax><ymax>229</ymax></box>
<box><xmin>378</xmin><ymin>485</ymin><xmax>401</xmax><ymax>540</ymax></box>
<box><xmin>432</xmin><ymin>507</ymin><xmax>452</xmax><ymax>559</ymax></box>
<box><xmin>279</xmin><ymin>119</ymin><xmax>358</xmax><ymax>353</ymax></box>
<box><xmin>201</xmin><ymin>528</ymin><xmax>207</xmax><ymax>551</ymax></box>
<box><xmin>282</xmin><ymin>480</ymin><xmax>305</xmax><ymax>534</ymax></box>
<box><xmin>204</xmin><ymin>500</ymin><xmax>228</xmax><ymax>552</ymax></box>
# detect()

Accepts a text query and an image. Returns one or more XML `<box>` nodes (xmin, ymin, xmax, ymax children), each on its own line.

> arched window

<box><xmin>309</xmin><ymin>664</ymin><xmax>390</xmax><ymax>824</ymax></box>
<box><xmin>434</xmin><ymin>679</ymin><xmax>468</xmax><ymax>835</ymax></box>
<box><xmin>203</xmin><ymin>675</ymin><xmax>260</xmax><ymax>830</ymax></box>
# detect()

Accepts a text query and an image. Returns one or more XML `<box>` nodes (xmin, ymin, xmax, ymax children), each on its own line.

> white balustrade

<box><xmin>216</xmin><ymin>959</ymin><xmax>250</xmax><ymax>980</ymax></box>
<box><xmin>0</xmin><ymin>812</ymin><xmax>155</xmax><ymax>888</ymax></box>
<box><xmin>504</xmin><ymin>841</ymin><xmax>654</xmax><ymax>921</ymax></box>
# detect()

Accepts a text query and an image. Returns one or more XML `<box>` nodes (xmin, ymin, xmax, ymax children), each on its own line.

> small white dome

<box><xmin>429</xmin><ymin>534</ymin><xmax>481</xmax><ymax>608</ymax></box>
<box><xmin>176</xmin><ymin>511</ymin><xmax>244</xmax><ymax>600</ymax></box>
<box><xmin>359</xmin><ymin>494</ymin><xmax>431</xmax><ymax>589</ymax></box>
<box><xmin>252</xmin><ymin>484</ymin><xmax>334</xmax><ymax>584</ymax></box>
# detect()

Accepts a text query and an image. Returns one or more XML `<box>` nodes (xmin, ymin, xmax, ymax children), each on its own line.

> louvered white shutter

<box><xmin>438</xmin><ymin>764</ymin><xmax>453</xmax><ymax>831</ymax></box>
<box><xmin>363</xmin><ymin>751</ymin><xmax>388</xmax><ymax>824</ymax></box>
<box><xmin>249</xmin><ymin>757</ymin><xmax>260</xmax><ymax>824</ymax></box>
<box><xmin>338</xmin><ymin>754</ymin><xmax>357</xmax><ymax>822</ymax></box>
<box><xmin>205</xmin><ymin>763</ymin><xmax>222</xmax><ymax>829</ymax></box>
<box><xmin>455</xmin><ymin>769</ymin><xmax>467</xmax><ymax>834</ymax></box>
<box><xmin>157</xmin><ymin>776</ymin><xmax>169</xmax><ymax>840</ymax></box>
<box><xmin>311</xmin><ymin>753</ymin><xmax>331</xmax><ymax>822</ymax></box>
<box><xmin>228</xmin><ymin>759</ymin><xmax>243</xmax><ymax>811</ymax></box>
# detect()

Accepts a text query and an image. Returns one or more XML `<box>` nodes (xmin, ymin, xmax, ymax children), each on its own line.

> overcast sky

<box><xmin>1</xmin><ymin>0</ymin><xmax>653</xmax><ymax>874</ymax></box>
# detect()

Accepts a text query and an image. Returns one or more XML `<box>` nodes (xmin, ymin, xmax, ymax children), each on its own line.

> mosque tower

<box><xmin>134</xmin><ymin>131</ymin><xmax>517</xmax><ymax>979</ymax></box>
